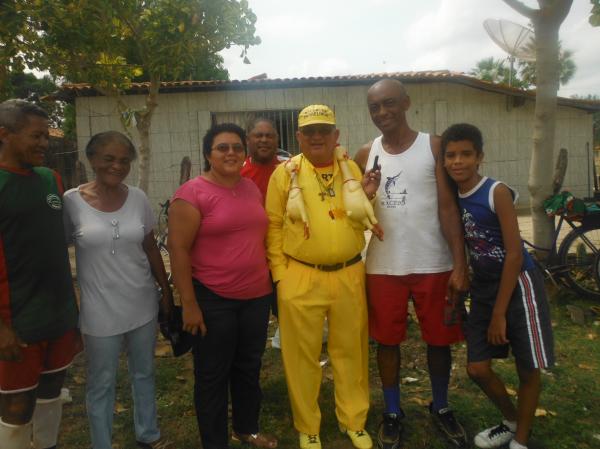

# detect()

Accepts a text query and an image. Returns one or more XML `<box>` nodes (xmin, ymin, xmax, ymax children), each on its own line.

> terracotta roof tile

<box><xmin>49</xmin><ymin>128</ymin><xmax>64</xmax><ymax>138</ymax></box>
<box><xmin>56</xmin><ymin>71</ymin><xmax>600</xmax><ymax>112</ymax></box>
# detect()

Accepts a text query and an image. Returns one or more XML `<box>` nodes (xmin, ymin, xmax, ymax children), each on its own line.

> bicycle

<box><xmin>155</xmin><ymin>199</ymin><xmax>171</xmax><ymax>283</ymax></box>
<box><xmin>523</xmin><ymin>209</ymin><xmax>600</xmax><ymax>300</ymax></box>
<box><xmin>156</xmin><ymin>199</ymin><xmax>170</xmax><ymax>247</ymax></box>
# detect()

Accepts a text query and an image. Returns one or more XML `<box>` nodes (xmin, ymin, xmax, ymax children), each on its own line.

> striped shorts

<box><xmin>466</xmin><ymin>268</ymin><xmax>554</xmax><ymax>369</ymax></box>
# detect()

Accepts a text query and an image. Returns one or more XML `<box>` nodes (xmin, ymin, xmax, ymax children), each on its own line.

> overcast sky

<box><xmin>220</xmin><ymin>0</ymin><xmax>599</xmax><ymax>98</ymax></box>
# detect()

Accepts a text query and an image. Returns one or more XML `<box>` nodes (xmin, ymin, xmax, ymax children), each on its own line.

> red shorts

<box><xmin>0</xmin><ymin>329</ymin><xmax>83</xmax><ymax>393</ymax></box>
<box><xmin>367</xmin><ymin>272</ymin><xmax>464</xmax><ymax>346</ymax></box>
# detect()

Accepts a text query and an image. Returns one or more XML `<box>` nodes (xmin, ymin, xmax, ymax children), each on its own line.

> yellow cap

<box><xmin>298</xmin><ymin>104</ymin><xmax>336</xmax><ymax>128</ymax></box>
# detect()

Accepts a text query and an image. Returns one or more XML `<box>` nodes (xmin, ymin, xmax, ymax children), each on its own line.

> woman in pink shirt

<box><xmin>168</xmin><ymin>123</ymin><xmax>277</xmax><ymax>449</ymax></box>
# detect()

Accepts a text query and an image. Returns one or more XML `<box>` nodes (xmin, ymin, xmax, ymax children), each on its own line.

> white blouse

<box><xmin>63</xmin><ymin>185</ymin><xmax>159</xmax><ymax>337</ymax></box>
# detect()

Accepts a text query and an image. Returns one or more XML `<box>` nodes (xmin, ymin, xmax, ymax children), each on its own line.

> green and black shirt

<box><xmin>0</xmin><ymin>165</ymin><xmax>78</xmax><ymax>343</ymax></box>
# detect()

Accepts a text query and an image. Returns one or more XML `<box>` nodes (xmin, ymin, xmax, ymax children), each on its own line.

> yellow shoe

<box><xmin>339</xmin><ymin>425</ymin><xmax>373</xmax><ymax>449</ymax></box>
<box><xmin>299</xmin><ymin>433</ymin><xmax>321</xmax><ymax>449</ymax></box>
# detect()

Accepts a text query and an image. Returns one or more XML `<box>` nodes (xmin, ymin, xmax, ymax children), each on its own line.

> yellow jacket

<box><xmin>266</xmin><ymin>154</ymin><xmax>366</xmax><ymax>281</ymax></box>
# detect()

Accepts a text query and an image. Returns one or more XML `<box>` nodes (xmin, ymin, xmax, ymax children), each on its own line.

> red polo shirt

<box><xmin>240</xmin><ymin>156</ymin><xmax>282</xmax><ymax>202</ymax></box>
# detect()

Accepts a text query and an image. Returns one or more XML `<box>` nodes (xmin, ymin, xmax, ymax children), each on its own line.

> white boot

<box><xmin>0</xmin><ymin>418</ymin><xmax>32</xmax><ymax>449</ymax></box>
<box><xmin>322</xmin><ymin>318</ymin><xmax>329</xmax><ymax>344</ymax></box>
<box><xmin>271</xmin><ymin>326</ymin><xmax>281</xmax><ymax>349</ymax></box>
<box><xmin>32</xmin><ymin>396</ymin><xmax>62</xmax><ymax>449</ymax></box>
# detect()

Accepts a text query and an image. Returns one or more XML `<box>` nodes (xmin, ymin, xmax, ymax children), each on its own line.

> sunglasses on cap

<box><xmin>299</xmin><ymin>124</ymin><xmax>336</xmax><ymax>137</ymax></box>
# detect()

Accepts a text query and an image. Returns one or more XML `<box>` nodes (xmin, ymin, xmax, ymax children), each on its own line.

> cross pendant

<box><xmin>319</xmin><ymin>191</ymin><xmax>327</xmax><ymax>201</ymax></box>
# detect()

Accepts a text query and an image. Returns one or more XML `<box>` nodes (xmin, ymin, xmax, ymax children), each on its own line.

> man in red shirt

<box><xmin>241</xmin><ymin>117</ymin><xmax>287</xmax><ymax>330</ymax></box>
<box><xmin>241</xmin><ymin>117</ymin><xmax>287</xmax><ymax>202</ymax></box>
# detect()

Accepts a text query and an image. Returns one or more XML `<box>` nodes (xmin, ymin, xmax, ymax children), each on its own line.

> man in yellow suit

<box><xmin>266</xmin><ymin>105</ymin><xmax>380</xmax><ymax>449</ymax></box>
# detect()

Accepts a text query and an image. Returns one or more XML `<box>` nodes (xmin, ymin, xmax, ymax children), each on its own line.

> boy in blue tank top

<box><xmin>441</xmin><ymin>124</ymin><xmax>554</xmax><ymax>449</ymax></box>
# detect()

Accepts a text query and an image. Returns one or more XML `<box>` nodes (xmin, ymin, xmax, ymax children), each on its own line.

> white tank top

<box><xmin>365</xmin><ymin>132</ymin><xmax>453</xmax><ymax>275</ymax></box>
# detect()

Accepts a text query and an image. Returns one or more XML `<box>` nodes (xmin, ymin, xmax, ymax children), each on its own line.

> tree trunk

<box><xmin>94</xmin><ymin>81</ymin><xmax>159</xmax><ymax>194</ymax></box>
<box><xmin>135</xmin><ymin>76</ymin><xmax>160</xmax><ymax>193</ymax></box>
<box><xmin>552</xmin><ymin>148</ymin><xmax>568</xmax><ymax>194</ymax></box>
<box><xmin>75</xmin><ymin>160</ymin><xmax>88</xmax><ymax>184</ymax></box>
<box><xmin>0</xmin><ymin>68</ymin><xmax>8</xmax><ymax>98</ymax></box>
<box><xmin>503</xmin><ymin>0</ymin><xmax>573</xmax><ymax>257</ymax></box>
<box><xmin>529</xmin><ymin>19</ymin><xmax>561</xmax><ymax>254</ymax></box>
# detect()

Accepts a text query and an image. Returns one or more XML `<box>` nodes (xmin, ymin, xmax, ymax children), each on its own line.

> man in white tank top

<box><xmin>354</xmin><ymin>79</ymin><xmax>468</xmax><ymax>449</ymax></box>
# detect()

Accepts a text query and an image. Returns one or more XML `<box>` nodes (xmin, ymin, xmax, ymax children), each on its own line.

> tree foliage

<box><xmin>591</xmin><ymin>0</ymin><xmax>600</xmax><ymax>26</ymax></box>
<box><xmin>470</xmin><ymin>57</ymin><xmax>515</xmax><ymax>85</ymax></box>
<box><xmin>25</xmin><ymin>0</ymin><xmax>260</xmax><ymax>88</ymax></box>
<box><xmin>0</xmin><ymin>71</ymin><xmax>70</xmax><ymax>130</ymax></box>
<box><xmin>516</xmin><ymin>37</ymin><xmax>576</xmax><ymax>88</ymax></box>
<box><xmin>0</xmin><ymin>1</ymin><xmax>31</xmax><ymax>98</ymax></box>
<box><xmin>5</xmin><ymin>72</ymin><xmax>55</xmax><ymax>101</ymax></box>
<box><xmin>572</xmin><ymin>94</ymin><xmax>600</xmax><ymax>144</ymax></box>
<box><xmin>129</xmin><ymin>52</ymin><xmax>230</xmax><ymax>83</ymax></box>
<box><xmin>17</xmin><ymin>0</ymin><xmax>260</xmax><ymax>192</ymax></box>
<box><xmin>471</xmin><ymin>42</ymin><xmax>576</xmax><ymax>89</ymax></box>
<box><xmin>518</xmin><ymin>47</ymin><xmax>576</xmax><ymax>87</ymax></box>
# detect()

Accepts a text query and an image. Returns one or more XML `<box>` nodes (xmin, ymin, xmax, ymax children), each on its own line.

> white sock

<box><xmin>0</xmin><ymin>418</ymin><xmax>32</xmax><ymax>449</ymax></box>
<box><xmin>503</xmin><ymin>419</ymin><xmax>517</xmax><ymax>432</ymax></box>
<box><xmin>32</xmin><ymin>396</ymin><xmax>62</xmax><ymax>449</ymax></box>
<box><xmin>509</xmin><ymin>439</ymin><xmax>528</xmax><ymax>449</ymax></box>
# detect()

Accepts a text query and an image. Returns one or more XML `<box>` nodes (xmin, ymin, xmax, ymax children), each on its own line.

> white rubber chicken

<box><xmin>284</xmin><ymin>159</ymin><xmax>310</xmax><ymax>239</ymax></box>
<box><xmin>335</xmin><ymin>146</ymin><xmax>384</xmax><ymax>240</ymax></box>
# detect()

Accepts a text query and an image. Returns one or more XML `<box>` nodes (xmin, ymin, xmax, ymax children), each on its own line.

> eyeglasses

<box><xmin>300</xmin><ymin>125</ymin><xmax>335</xmax><ymax>137</ymax></box>
<box><xmin>212</xmin><ymin>143</ymin><xmax>246</xmax><ymax>154</ymax></box>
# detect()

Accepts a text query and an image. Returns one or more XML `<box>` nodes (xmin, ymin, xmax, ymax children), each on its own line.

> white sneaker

<box><xmin>271</xmin><ymin>326</ymin><xmax>281</xmax><ymax>349</ymax></box>
<box><xmin>509</xmin><ymin>439</ymin><xmax>528</xmax><ymax>449</ymax></box>
<box><xmin>474</xmin><ymin>422</ymin><xmax>515</xmax><ymax>448</ymax></box>
<box><xmin>60</xmin><ymin>387</ymin><xmax>72</xmax><ymax>404</ymax></box>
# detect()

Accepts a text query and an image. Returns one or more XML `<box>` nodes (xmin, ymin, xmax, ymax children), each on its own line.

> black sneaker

<box><xmin>429</xmin><ymin>403</ymin><xmax>467</xmax><ymax>447</ymax></box>
<box><xmin>377</xmin><ymin>410</ymin><xmax>404</xmax><ymax>449</ymax></box>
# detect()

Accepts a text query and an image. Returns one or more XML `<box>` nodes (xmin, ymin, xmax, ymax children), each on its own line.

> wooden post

<box><xmin>552</xmin><ymin>148</ymin><xmax>568</xmax><ymax>195</ymax></box>
<box><xmin>179</xmin><ymin>156</ymin><xmax>191</xmax><ymax>185</ymax></box>
<box><xmin>75</xmin><ymin>160</ymin><xmax>88</xmax><ymax>184</ymax></box>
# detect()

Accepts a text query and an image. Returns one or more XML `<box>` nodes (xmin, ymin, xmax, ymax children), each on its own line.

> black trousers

<box><xmin>192</xmin><ymin>281</ymin><xmax>271</xmax><ymax>449</ymax></box>
<box><xmin>270</xmin><ymin>278</ymin><xmax>278</xmax><ymax>317</ymax></box>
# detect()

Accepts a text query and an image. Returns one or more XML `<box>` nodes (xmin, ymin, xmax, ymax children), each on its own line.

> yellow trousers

<box><xmin>277</xmin><ymin>259</ymin><xmax>370</xmax><ymax>434</ymax></box>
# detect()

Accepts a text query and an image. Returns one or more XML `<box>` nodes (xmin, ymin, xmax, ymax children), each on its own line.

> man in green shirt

<box><xmin>0</xmin><ymin>99</ymin><xmax>80</xmax><ymax>449</ymax></box>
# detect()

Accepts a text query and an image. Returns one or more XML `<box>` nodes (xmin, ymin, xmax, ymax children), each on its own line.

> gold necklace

<box><xmin>313</xmin><ymin>169</ymin><xmax>335</xmax><ymax>201</ymax></box>
<box><xmin>299</xmin><ymin>155</ymin><xmax>337</xmax><ymax>219</ymax></box>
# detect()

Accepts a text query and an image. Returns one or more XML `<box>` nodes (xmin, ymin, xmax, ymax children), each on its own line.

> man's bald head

<box><xmin>366</xmin><ymin>79</ymin><xmax>411</xmax><ymax>134</ymax></box>
<box><xmin>367</xmin><ymin>79</ymin><xmax>408</xmax><ymax>100</ymax></box>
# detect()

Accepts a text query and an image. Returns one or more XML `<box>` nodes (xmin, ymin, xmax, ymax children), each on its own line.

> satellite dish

<box><xmin>483</xmin><ymin>18</ymin><xmax>536</xmax><ymax>86</ymax></box>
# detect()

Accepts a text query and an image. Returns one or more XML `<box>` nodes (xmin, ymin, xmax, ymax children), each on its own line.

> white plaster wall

<box><xmin>75</xmin><ymin>83</ymin><xmax>594</xmax><ymax>210</ymax></box>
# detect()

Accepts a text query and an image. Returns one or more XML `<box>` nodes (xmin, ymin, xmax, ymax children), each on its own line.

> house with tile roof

<box><xmin>59</xmin><ymin>71</ymin><xmax>600</xmax><ymax>209</ymax></box>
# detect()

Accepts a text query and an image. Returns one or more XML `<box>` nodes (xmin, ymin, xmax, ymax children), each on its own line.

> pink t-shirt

<box><xmin>173</xmin><ymin>176</ymin><xmax>272</xmax><ymax>300</ymax></box>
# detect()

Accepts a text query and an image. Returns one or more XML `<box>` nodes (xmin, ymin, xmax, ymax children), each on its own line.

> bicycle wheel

<box><xmin>157</xmin><ymin>212</ymin><xmax>168</xmax><ymax>238</ymax></box>
<box><xmin>593</xmin><ymin>252</ymin><xmax>600</xmax><ymax>295</ymax></box>
<box><xmin>557</xmin><ymin>226</ymin><xmax>600</xmax><ymax>300</ymax></box>
<box><xmin>158</xmin><ymin>240</ymin><xmax>172</xmax><ymax>284</ymax></box>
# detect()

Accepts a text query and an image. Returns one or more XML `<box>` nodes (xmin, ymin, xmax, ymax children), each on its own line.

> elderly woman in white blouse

<box><xmin>63</xmin><ymin>131</ymin><xmax>172</xmax><ymax>449</ymax></box>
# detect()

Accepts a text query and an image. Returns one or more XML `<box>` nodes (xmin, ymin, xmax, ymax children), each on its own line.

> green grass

<box><xmin>60</xmin><ymin>286</ymin><xmax>600</xmax><ymax>448</ymax></box>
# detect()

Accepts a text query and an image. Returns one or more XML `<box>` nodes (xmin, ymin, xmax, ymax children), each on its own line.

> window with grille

<box><xmin>211</xmin><ymin>109</ymin><xmax>301</xmax><ymax>155</ymax></box>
